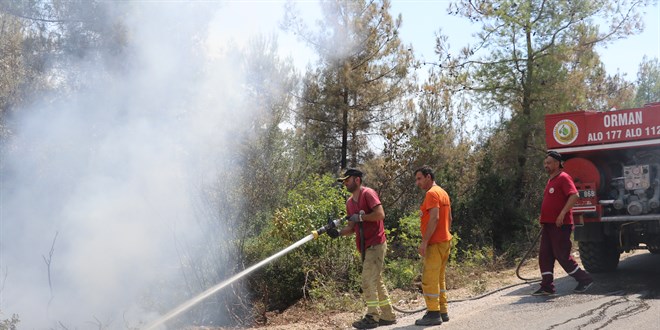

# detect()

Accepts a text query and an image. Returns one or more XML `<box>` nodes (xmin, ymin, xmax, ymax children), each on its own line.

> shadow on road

<box><xmin>505</xmin><ymin>251</ymin><xmax>660</xmax><ymax>305</ymax></box>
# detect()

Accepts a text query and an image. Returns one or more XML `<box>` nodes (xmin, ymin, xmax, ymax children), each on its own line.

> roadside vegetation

<box><xmin>1</xmin><ymin>0</ymin><xmax>659</xmax><ymax>328</ymax></box>
<box><xmin>241</xmin><ymin>173</ymin><xmax>532</xmax><ymax>324</ymax></box>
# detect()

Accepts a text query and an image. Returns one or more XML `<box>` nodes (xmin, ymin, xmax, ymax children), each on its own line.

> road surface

<box><xmin>382</xmin><ymin>251</ymin><xmax>660</xmax><ymax>330</ymax></box>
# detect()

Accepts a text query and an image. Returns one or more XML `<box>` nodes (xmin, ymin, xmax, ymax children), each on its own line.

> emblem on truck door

<box><xmin>553</xmin><ymin>119</ymin><xmax>579</xmax><ymax>145</ymax></box>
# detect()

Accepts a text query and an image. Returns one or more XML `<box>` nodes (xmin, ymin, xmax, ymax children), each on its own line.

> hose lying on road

<box><xmin>393</xmin><ymin>230</ymin><xmax>542</xmax><ymax>314</ymax></box>
<box><xmin>516</xmin><ymin>229</ymin><xmax>542</xmax><ymax>282</ymax></box>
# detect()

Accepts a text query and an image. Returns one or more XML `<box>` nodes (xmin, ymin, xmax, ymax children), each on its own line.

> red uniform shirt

<box><xmin>540</xmin><ymin>171</ymin><xmax>578</xmax><ymax>225</ymax></box>
<box><xmin>346</xmin><ymin>186</ymin><xmax>386</xmax><ymax>250</ymax></box>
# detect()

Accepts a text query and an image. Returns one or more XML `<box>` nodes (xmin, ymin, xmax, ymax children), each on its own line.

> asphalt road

<box><xmin>382</xmin><ymin>251</ymin><xmax>660</xmax><ymax>330</ymax></box>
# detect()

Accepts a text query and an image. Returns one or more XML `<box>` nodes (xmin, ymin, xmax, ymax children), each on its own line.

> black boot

<box><xmin>415</xmin><ymin>311</ymin><xmax>442</xmax><ymax>326</ymax></box>
<box><xmin>353</xmin><ymin>314</ymin><xmax>379</xmax><ymax>329</ymax></box>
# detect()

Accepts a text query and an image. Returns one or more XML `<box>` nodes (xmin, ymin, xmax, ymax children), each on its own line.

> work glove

<box><xmin>347</xmin><ymin>213</ymin><xmax>361</xmax><ymax>223</ymax></box>
<box><xmin>327</xmin><ymin>227</ymin><xmax>340</xmax><ymax>239</ymax></box>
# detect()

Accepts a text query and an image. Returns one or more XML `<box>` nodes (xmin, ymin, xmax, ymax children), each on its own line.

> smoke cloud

<box><xmin>0</xmin><ymin>2</ymin><xmax>276</xmax><ymax>328</ymax></box>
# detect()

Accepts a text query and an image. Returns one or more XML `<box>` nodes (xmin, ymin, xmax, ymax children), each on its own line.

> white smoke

<box><xmin>0</xmin><ymin>2</ymin><xmax>278</xmax><ymax>328</ymax></box>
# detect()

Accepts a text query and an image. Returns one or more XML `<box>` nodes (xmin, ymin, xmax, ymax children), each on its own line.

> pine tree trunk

<box><xmin>341</xmin><ymin>90</ymin><xmax>349</xmax><ymax>169</ymax></box>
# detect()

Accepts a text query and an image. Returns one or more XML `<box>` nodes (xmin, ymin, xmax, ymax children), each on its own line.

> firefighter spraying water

<box><xmin>143</xmin><ymin>218</ymin><xmax>344</xmax><ymax>330</ymax></box>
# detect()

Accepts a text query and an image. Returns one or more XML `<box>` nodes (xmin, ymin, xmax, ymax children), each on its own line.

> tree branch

<box><xmin>42</xmin><ymin>231</ymin><xmax>59</xmax><ymax>308</ymax></box>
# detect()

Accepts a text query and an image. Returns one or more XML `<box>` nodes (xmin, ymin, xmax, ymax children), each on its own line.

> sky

<box><xmin>391</xmin><ymin>0</ymin><xmax>660</xmax><ymax>80</ymax></box>
<box><xmin>212</xmin><ymin>0</ymin><xmax>660</xmax><ymax>80</ymax></box>
<box><xmin>209</xmin><ymin>0</ymin><xmax>660</xmax><ymax>144</ymax></box>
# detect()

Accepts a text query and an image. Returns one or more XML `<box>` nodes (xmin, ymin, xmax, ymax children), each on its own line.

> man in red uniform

<box><xmin>533</xmin><ymin>151</ymin><xmax>593</xmax><ymax>296</ymax></box>
<box><xmin>327</xmin><ymin>168</ymin><xmax>396</xmax><ymax>329</ymax></box>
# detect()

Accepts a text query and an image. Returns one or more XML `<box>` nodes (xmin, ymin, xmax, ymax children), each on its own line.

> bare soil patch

<box><xmin>204</xmin><ymin>250</ymin><xmax>642</xmax><ymax>329</ymax></box>
<box><xmin>208</xmin><ymin>255</ymin><xmax>542</xmax><ymax>330</ymax></box>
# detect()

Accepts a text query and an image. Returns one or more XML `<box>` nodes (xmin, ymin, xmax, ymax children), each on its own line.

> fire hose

<box><xmin>145</xmin><ymin>220</ymin><xmax>541</xmax><ymax>327</ymax></box>
<box><xmin>391</xmin><ymin>229</ymin><xmax>542</xmax><ymax>313</ymax></box>
<box><xmin>145</xmin><ymin>218</ymin><xmax>346</xmax><ymax>329</ymax></box>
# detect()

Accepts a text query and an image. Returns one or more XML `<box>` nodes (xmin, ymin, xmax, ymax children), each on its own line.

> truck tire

<box><xmin>578</xmin><ymin>241</ymin><xmax>619</xmax><ymax>273</ymax></box>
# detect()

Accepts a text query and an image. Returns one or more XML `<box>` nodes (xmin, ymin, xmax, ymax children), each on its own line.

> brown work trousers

<box><xmin>362</xmin><ymin>242</ymin><xmax>396</xmax><ymax>322</ymax></box>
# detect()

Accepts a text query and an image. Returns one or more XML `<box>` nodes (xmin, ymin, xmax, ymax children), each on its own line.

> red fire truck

<box><xmin>545</xmin><ymin>103</ymin><xmax>660</xmax><ymax>272</ymax></box>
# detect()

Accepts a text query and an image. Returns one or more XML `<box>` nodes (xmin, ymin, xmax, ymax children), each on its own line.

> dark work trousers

<box><xmin>539</xmin><ymin>223</ymin><xmax>592</xmax><ymax>292</ymax></box>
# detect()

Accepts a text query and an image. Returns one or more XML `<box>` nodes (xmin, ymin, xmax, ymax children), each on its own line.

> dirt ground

<box><xmin>206</xmin><ymin>253</ymin><xmax>547</xmax><ymax>330</ymax></box>
<box><xmin>199</xmin><ymin>248</ymin><xmax>644</xmax><ymax>330</ymax></box>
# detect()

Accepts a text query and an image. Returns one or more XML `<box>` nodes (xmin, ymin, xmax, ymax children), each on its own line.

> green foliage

<box><xmin>384</xmin><ymin>209</ymin><xmax>499</xmax><ymax>292</ymax></box>
<box><xmin>634</xmin><ymin>56</ymin><xmax>660</xmax><ymax>106</ymax></box>
<box><xmin>438</xmin><ymin>0</ymin><xmax>652</xmax><ymax>261</ymax></box>
<box><xmin>445</xmin><ymin>242</ymin><xmax>497</xmax><ymax>293</ymax></box>
<box><xmin>384</xmin><ymin>257</ymin><xmax>421</xmax><ymax>291</ymax></box>
<box><xmin>448</xmin><ymin>232</ymin><xmax>460</xmax><ymax>265</ymax></box>
<box><xmin>243</xmin><ymin>174</ymin><xmax>361</xmax><ymax>311</ymax></box>
<box><xmin>238</xmin><ymin>35</ymin><xmax>299</xmax><ymax>237</ymax></box>
<box><xmin>306</xmin><ymin>275</ymin><xmax>363</xmax><ymax>312</ymax></box>
<box><xmin>387</xmin><ymin>212</ymin><xmax>421</xmax><ymax>259</ymax></box>
<box><xmin>0</xmin><ymin>312</ymin><xmax>19</xmax><ymax>330</ymax></box>
<box><xmin>383</xmin><ymin>212</ymin><xmax>421</xmax><ymax>290</ymax></box>
<box><xmin>284</xmin><ymin>0</ymin><xmax>416</xmax><ymax>170</ymax></box>
<box><xmin>452</xmin><ymin>241</ymin><xmax>493</xmax><ymax>269</ymax></box>
<box><xmin>454</xmin><ymin>142</ymin><xmax>537</xmax><ymax>259</ymax></box>
<box><xmin>0</xmin><ymin>1</ymin><xmax>128</xmax><ymax>128</ymax></box>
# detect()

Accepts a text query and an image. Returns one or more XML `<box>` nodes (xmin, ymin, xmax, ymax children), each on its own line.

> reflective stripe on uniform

<box><xmin>379</xmin><ymin>298</ymin><xmax>391</xmax><ymax>306</ymax></box>
<box><xmin>568</xmin><ymin>266</ymin><xmax>580</xmax><ymax>275</ymax></box>
<box><xmin>541</xmin><ymin>272</ymin><xmax>553</xmax><ymax>276</ymax></box>
<box><xmin>423</xmin><ymin>293</ymin><xmax>440</xmax><ymax>297</ymax></box>
<box><xmin>366</xmin><ymin>300</ymin><xmax>379</xmax><ymax>307</ymax></box>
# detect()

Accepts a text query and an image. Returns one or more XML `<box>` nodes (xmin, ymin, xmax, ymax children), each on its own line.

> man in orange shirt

<box><xmin>414</xmin><ymin>165</ymin><xmax>452</xmax><ymax>326</ymax></box>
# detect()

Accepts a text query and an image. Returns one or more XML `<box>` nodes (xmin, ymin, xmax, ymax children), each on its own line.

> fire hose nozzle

<box><xmin>312</xmin><ymin>218</ymin><xmax>343</xmax><ymax>239</ymax></box>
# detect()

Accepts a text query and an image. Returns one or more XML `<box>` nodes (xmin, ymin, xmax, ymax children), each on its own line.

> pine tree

<box><xmin>285</xmin><ymin>0</ymin><xmax>415</xmax><ymax>171</ymax></box>
<box><xmin>440</xmin><ymin>0</ymin><xmax>651</xmax><ymax>253</ymax></box>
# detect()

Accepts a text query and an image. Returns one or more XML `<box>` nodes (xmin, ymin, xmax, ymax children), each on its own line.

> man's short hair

<box><xmin>415</xmin><ymin>165</ymin><xmax>434</xmax><ymax>180</ymax></box>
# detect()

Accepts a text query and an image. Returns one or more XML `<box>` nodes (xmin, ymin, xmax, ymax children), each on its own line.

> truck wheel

<box><xmin>578</xmin><ymin>241</ymin><xmax>619</xmax><ymax>273</ymax></box>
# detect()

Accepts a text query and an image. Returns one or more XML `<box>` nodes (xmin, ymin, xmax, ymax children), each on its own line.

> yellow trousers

<box><xmin>422</xmin><ymin>241</ymin><xmax>450</xmax><ymax>312</ymax></box>
<box><xmin>362</xmin><ymin>242</ymin><xmax>396</xmax><ymax>322</ymax></box>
